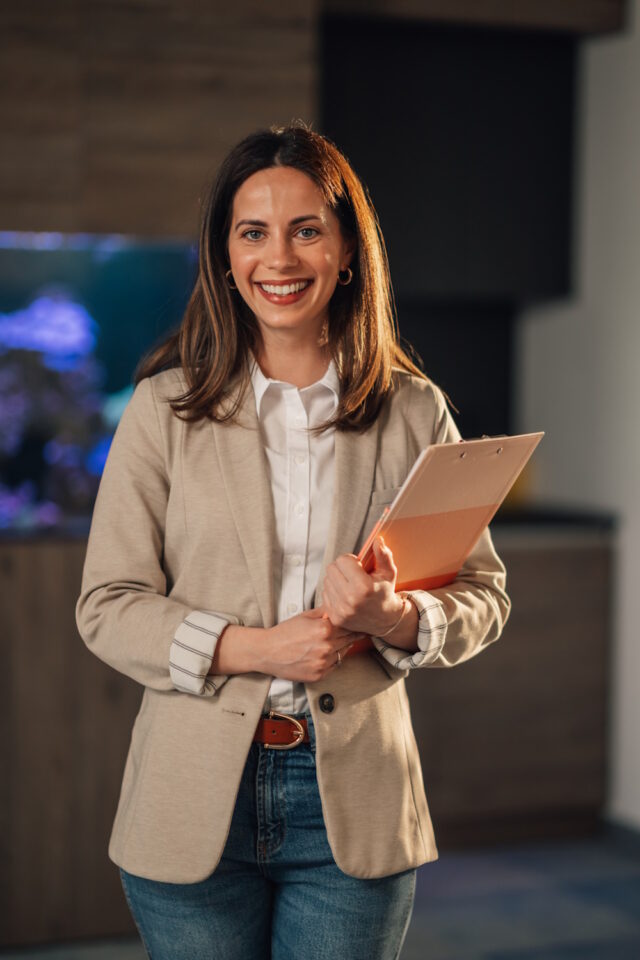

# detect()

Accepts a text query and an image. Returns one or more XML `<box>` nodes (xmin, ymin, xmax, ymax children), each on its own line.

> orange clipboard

<box><xmin>345</xmin><ymin>431</ymin><xmax>544</xmax><ymax>657</ymax></box>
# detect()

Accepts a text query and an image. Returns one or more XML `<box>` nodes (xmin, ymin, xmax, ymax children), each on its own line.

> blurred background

<box><xmin>1</xmin><ymin>1</ymin><xmax>639</xmax><ymax>957</ymax></box>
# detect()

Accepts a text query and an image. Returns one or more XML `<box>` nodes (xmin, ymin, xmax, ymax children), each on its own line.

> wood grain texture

<box><xmin>323</xmin><ymin>0</ymin><xmax>627</xmax><ymax>34</ymax></box>
<box><xmin>0</xmin><ymin>539</ymin><xmax>141</xmax><ymax>945</ymax></box>
<box><xmin>0</xmin><ymin>1</ymin><xmax>318</xmax><ymax>236</ymax></box>
<box><xmin>0</xmin><ymin>530</ymin><xmax>613</xmax><ymax>944</ymax></box>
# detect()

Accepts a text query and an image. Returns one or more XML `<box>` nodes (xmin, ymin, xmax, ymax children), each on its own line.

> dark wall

<box><xmin>396</xmin><ymin>299</ymin><xmax>515</xmax><ymax>438</ymax></box>
<box><xmin>321</xmin><ymin>17</ymin><xmax>577</xmax><ymax>302</ymax></box>
<box><xmin>321</xmin><ymin>18</ymin><xmax>576</xmax><ymax>438</ymax></box>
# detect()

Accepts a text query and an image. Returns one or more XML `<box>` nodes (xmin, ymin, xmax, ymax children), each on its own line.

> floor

<box><xmin>2</xmin><ymin>827</ymin><xmax>640</xmax><ymax>959</ymax></box>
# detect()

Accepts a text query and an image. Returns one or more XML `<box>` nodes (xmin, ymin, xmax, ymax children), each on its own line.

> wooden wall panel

<box><xmin>0</xmin><ymin>4</ymin><xmax>82</xmax><ymax>232</ymax></box>
<box><xmin>0</xmin><ymin>1</ymin><xmax>627</xmax><ymax>236</ymax></box>
<box><xmin>0</xmin><ymin>1</ymin><xmax>318</xmax><ymax>236</ymax></box>
<box><xmin>0</xmin><ymin>539</ymin><xmax>141</xmax><ymax>945</ymax></box>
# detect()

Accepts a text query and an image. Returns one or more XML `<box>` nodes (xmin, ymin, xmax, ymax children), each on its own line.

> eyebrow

<box><xmin>234</xmin><ymin>215</ymin><xmax>322</xmax><ymax>231</ymax></box>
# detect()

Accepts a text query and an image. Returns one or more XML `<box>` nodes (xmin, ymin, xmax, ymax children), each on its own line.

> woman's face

<box><xmin>227</xmin><ymin>166</ymin><xmax>354</xmax><ymax>346</ymax></box>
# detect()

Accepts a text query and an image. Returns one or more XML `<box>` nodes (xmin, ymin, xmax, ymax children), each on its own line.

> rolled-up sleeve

<box><xmin>371</xmin><ymin>590</ymin><xmax>447</xmax><ymax>670</ymax></box>
<box><xmin>170</xmin><ymin>609</ymin><xmax>242</xmax><ymax>696</ymax></box>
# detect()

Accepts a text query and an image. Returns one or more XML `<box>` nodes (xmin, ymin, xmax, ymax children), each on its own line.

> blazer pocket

<box><xmin>356</xmin><ymin>485</ymin><xmax>404</xmax><ymax>555</ymax></box>
<box><xmin>369</xmin><ymin>484</ymin><xmax>403</xmax><ymax>507</ymax></box>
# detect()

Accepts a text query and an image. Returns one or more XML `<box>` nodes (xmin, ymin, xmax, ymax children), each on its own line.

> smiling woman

<box><xmin>76</xmin><ymin>120</ymin><xmax>510</xmax><ymax>960</ymax></box>
<box><xmin>134</xmin><ymin>120</ymin><xmax>428</xmax><ymax>428</ymax></box>
<box><xmin>226</xmin><ymin>165</ymin><xmax>356</xmax><ymax>385</ymax></box>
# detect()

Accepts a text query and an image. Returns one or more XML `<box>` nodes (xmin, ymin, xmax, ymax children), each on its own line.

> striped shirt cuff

<box><xmin>371</xmin><ymin>590</ymin><xmax>447</xmax><ymax>670</ymax></box>
<box><xmin>169</xmin><ymin>609</ymin><xmax>242</xmax><ymax>697</ymax></box>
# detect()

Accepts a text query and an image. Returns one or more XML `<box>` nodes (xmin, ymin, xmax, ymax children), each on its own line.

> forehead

<box><xmin>232</xmin><ymin>166</ymin><xmax>329</xmax><ymax>218</ymax></box>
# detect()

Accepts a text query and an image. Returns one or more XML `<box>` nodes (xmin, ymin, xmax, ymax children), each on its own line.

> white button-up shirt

<box><xmin>169</xmin><ymin>356</ymin><xmax>449</xmax><ymax>703</ymax></box>
<box><xmin>249</xmin><ymin>352</ymin><xmax>340</xmax><ymax>714</ymax></box>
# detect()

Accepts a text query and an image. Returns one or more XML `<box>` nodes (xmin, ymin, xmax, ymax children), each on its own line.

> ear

<box><xmin>341</xmin><ymin>233</ymin><xmax>357</xmax><ymax>271</ymax></box>
<box><xmin>340</xmin><ymin>229</ymin><xmax>358</xmax><ymax>271</ymax></box>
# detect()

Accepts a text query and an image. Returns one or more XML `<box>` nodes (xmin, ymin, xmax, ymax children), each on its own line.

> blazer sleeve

<box><xmin>373</xmin><ymin>378</ymin><xmax>511</xmax><ymax>670</ymax></box>
<box><xmin>75</xmin><ymin>376</ymin><xmax>241</xmax><ymax>695</ymax></box>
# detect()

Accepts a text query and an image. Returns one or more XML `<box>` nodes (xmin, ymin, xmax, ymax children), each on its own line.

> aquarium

<box><xmin>0</xmin><ymin>232</ymin><xmax>197</xmax><ymax>533</ymax></box>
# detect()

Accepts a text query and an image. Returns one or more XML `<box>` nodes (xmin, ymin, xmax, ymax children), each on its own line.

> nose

<box><xmin>265</xmin><ymin>232</ymin><xmax>299</xmax><ymax>271</ymax></box>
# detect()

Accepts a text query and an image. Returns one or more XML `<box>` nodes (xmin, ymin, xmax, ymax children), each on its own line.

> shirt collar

<box><xmin>249</xmin><ymin>350</ymin><xmax>340</xmax><ymax>417</ymax></box>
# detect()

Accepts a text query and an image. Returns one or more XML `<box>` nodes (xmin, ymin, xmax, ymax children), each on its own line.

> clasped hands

<box><xmin>263</xmin><ymin>537</ymin><xmax>415</xmax><ymax>683</ymax></box>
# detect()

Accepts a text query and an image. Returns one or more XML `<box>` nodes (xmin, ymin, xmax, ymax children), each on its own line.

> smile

<box><xmin>258</xmin><ymin>280</ymin><xmax>312</xmax><ymax>295</ymax></box>
<box><xmin>255</xmin><ymin>280</ymin><xmax>314</xmax><ymax>304</ymax></box>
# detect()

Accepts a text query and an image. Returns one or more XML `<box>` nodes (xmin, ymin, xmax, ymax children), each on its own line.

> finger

<box><xmin>333</xmin><ymin>553</ymin><xmax>368</xmax><ymax>586</ymax></box>
<box><xmin>327</xmin><ymin>632</ymin><xmax>365</xmax><ymax>651</ymax></box>
<box><xmin>324</xmin><ymin>561</ymin><xmax>351</xmax><ymax>589</ymax></box>
<box><xmin>302</xmin><ymin>606</ymin><xmax>330</xmax><ymax>619</ymax></box>
<box><xmin>370</xmin><ymin>543</ymin><xmax>397</xmax><ymax>587</ymax></box>
<box><xmin>321</xmin><ymin>579</ymin><xmax>343</xmax><ymax>616</ymax></box>
<box><xmin>373</xmin><ymin>536</ymin><xmax>396</xmax><ymax>567</ymax></box>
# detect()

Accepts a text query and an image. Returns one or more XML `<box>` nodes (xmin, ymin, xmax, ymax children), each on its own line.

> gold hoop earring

<box><xmin>337</xmin><ymin>267</ymin><xmax>353</xmax><ymax>286</ymax></box>
<box><xmin>225</xmin><ymin>269</ymin><xmax>237</xmax><ymax>290</ymax></box>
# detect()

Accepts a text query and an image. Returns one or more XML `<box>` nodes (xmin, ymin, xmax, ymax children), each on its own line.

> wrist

<box><xmin>209</xmin><ymin>623</ymin><xmax>266</xmax><ymax>676</ymax></box>
<box><xmin>376</xmin><ymin>596</ymin><xmax>409</xmax><ymax>638</ymax></box>
<box><xmin>378</xmin><ymin>594</ymin><xmax>420</xmax><ymax>651</ymax></box>
<box><xmin>258</xmin><ymin>625</ymin><xmax>277</xmax><ymax>675</ymax></box>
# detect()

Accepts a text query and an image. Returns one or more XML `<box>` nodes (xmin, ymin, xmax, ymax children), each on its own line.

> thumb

<box><xmin>373</xmin><ymin>536</ymin><xmax>392</xmax><ymax>564</ymax></box>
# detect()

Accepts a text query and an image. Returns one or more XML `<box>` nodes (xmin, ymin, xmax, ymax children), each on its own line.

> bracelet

<box><xmin>400</xmin><ymin>591</ymin><xmax>421</xmax><ymax>619</ymax></box>
<box><xmin>377</xmin><ymin>597</ymin><xmax>411</xmax><ymax>638</ymax></box>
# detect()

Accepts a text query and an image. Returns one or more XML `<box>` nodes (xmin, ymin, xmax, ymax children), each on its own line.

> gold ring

<box><xmin>336</xmin><ymin>649</ymin><xmax>343</xmax><ymax>667</ymax></box>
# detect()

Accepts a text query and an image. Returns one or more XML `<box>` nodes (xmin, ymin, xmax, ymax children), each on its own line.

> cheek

<box><xmin>228</xmin><ymin>244</ymin><xmax>256</xmax><ymax>278</ymax></box>
<box><xmin>319</xmin><ymin>250</ymin><xmax>342</xmax><ymax>288</ymax></box>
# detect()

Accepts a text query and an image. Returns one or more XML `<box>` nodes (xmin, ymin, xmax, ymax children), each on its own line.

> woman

<box><xmin>76</xmin><ymin>122</ymin><xmax>510</xmax><ymax>960</ymax></box>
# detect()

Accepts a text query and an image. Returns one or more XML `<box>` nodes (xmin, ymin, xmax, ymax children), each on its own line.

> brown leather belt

<box><xmin>253</xmin><ymin>711</ymin><xmax>310</xmax><ymax>750</ymax></box>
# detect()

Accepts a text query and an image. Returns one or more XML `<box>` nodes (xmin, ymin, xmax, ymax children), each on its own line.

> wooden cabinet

<box><xmin>407</xmin><ymin>527</ymin><xmax>613</xmax><ymax>846</ymax></box>
<box><xmin>0</xmin><ymin>526</ymin><xmax>613</xmax><ymax>945</ymax></box>
<box><xmin>0</xmin><ymin>539</ymin><xmax>141</xmax><ymax>946</ymax></box>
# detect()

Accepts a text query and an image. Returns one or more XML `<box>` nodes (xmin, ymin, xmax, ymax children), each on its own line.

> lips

<box><xmin>256</xmin><ymin>279</ymin><xmax>312</xmax><ymax>295</ymax></box>
<box><xmin>255</xmin><ymin>279</ymin><xmax>314</xmax><ymax>305</ymax></box>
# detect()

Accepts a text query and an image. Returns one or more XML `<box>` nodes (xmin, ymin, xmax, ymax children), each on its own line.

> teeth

<box><xmin>260</xmin><ymin>280</ymin><xmax>310</xmax><ymax>295</ymax></box>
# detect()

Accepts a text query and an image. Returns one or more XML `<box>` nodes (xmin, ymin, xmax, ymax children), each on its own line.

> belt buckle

<box><xmin>264</xmin><ymin>710</ymin><xmax>305</xmax><ymax>750</ymax></box>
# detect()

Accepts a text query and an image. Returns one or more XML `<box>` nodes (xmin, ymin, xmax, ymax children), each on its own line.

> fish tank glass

<box><xmin>0</xmin><ymin>232</ymin><xmax>198</xmax><ymax>535</ymax></box>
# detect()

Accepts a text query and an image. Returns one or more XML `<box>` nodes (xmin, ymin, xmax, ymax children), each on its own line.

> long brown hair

<box><xmin>135</xmin><ymin>120</ymin><xmax>428</xmax><ymax>433</ymax></box>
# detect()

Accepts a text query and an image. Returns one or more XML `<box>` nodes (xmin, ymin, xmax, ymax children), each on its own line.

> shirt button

<box><xmin>319</xmin><ymin>693</ymin><xmax>335</xmax><ymax>714</ymax></box>
<box><xmin>290</xmin><ymin>554</ymin><xmax>303</xmax><ymax>566</ymax></box>
<box><xmin>287</xmin><ymin>602</ymin><xmax>298</xmax><ymax>614</ymax></box>
<box><xmin>294</xmin><ymin>503</ymin><xmax>305</xmax><ymax>517</ymax></box>
<box><xmin>294</xmin><ymin>454</ymin><xmax>306</xmax><ymax>465</ymax></box>
<box><xmin>295</xmin><ymin>415</ymin><xmax>305</xmax><ymax>426</ymax></box>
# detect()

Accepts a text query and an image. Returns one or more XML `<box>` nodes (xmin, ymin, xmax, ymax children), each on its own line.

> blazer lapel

<box><xmin>211</xmin><ymin>375</ymin><xmax>276</xmax><ymax>628</ymax></box>
<box><xmin>315</xmin><ymin>419</ymin><xmax>380</xmax><ymax>607</ymax></box>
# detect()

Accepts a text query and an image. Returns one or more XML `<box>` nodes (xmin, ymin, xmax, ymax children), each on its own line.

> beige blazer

<box><xmin>76</xmin><ymin>364</ymin><xmax>510</xmax><ymax>883</ymax></box>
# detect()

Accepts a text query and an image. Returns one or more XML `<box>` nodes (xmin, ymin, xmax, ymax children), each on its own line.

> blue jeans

<box><xmin>119</xmin><ymin>711</ymin><xmax>416</xmax><ymax>959</ymax></box>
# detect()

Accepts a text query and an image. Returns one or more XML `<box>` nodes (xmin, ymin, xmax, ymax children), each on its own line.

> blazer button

<box><xmin>319</xmin><ymin>693</ymin><xmax>335</xmax><ymax>714</ymax></box>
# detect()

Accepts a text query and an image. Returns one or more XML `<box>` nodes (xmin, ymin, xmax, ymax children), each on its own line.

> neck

<box><xmin>253</xmin><ymin>337</ymin><xmax>331</xmax><ymax>389</ymax></box>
